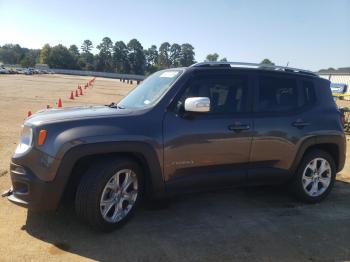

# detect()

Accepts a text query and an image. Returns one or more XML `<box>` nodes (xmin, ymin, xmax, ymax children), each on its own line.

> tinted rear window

<box><xmin>258</xmin><ymin>76</ymin><xmax>298</xmax><ymax>112</ymax></box>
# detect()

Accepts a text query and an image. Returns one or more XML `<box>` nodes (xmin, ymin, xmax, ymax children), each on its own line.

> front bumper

<box><xmin>6</xmin><ymin>156</ymin><xmax>64</xmax><ymax>211</ymax></box>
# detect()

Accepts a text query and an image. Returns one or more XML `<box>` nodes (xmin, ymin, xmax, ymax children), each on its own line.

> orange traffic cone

<box><xmin>79</xmin><ymin>88</ymin><xmax>83</xmax><ymax>96</ymax></box>
<box><xmin>75</xmin><ymin>90</ymin><xmax>79</xmax><ymax>97</ymax></box>
<box><xmin>57</xmin><ymin>98</ymin><xmax>62</xmax><ymax>108</ymax></box>
<box><xmin>27</xmin><ymin>111</ymin><xmax>32</xmax><ymax>117</ymax></box>
<box><xmin>70</xmin><ymin>91</ymin><xmax>74</xmax><ymax>99</ymax></box>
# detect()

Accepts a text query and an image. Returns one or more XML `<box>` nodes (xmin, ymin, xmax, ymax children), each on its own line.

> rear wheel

<box><xmin>75</xmin><ymin>157</ymin><xmax>143</xmax><ymax>232</ymax></box>
<box><xmin>291</xmin><ymin>149</ymin><xmax>336</xmax><ymax>203</ymax></box>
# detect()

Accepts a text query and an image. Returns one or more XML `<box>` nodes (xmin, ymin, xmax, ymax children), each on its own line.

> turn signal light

<box><xmin>37</xmin><ymin>130</ymin><xmax>47</xmax><ymax>146</ymax></box>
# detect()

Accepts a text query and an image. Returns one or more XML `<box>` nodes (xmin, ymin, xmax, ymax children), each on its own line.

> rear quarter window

<box><xmin>300</xmin><ymin>80</ymin><xmax>316</xmax><ymax>106</ymax></box>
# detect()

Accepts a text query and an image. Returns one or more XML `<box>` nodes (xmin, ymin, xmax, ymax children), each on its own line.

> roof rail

<box><xmin>191</xmin><ymin>61</ymin><xmax>318</xmax><ymax>77</ymax></box>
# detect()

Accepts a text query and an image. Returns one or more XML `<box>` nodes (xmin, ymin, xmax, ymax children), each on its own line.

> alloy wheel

<box><xmin>100</xmin><ymin>169</ymin><xmax>138</xmax><ymax>223</ymax></box>
<box><xmin>301</xmin><ymin>157</ymin><xmax>332</xmax><ymax>197</ymax></box>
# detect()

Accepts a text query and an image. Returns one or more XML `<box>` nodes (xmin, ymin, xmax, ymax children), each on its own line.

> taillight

<box><xmin>340</xmin><ymin>114</ymin><xmax>345</xmax><ymax>127</ymax></box>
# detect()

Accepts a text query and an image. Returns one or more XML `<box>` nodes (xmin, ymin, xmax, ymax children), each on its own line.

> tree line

<box><xmin>0</xmin><ymin>39</ymin><xmax>276</xmax><ymax>75</ymax></box>
<box><xmin>0</xmin><ymin>38</ymin><xmax>197</xmax><ymax>75</ymax></box>
<box><xmin>0</xmin><ymin>44</ymin><xmax>40</xmax><ymax>68</ymax></box>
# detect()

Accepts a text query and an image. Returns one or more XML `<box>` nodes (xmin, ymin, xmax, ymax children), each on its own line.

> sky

<box><xmin>0</xmin><ymin>0</ymin><xmax>349</xmax><ymax>71</ymax></box>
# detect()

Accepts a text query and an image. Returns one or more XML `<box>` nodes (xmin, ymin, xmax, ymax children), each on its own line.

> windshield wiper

<box><xmin>107</xmin><ymin>102</ymin><xmax>125</xmax><ymax>109</ymax></box>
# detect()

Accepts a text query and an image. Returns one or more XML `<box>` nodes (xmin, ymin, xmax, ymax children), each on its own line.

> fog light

<box><xmin>13</xmin><ymin>181</ymin><xmax>28</xmax><ymax>194</ymax></box>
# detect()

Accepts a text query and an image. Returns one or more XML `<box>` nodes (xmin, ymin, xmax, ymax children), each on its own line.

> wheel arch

<box><xmin>291</xmin><ymin>135</ymin><xmax>345</xmax><ymax>174</ymax></box>
<box><xmin>55</xmin><ymin>141</ymin><xmax>165</xmax><ymax>207</ymax></box>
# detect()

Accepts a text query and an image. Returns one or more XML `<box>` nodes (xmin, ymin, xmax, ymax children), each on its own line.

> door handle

<box><xmin>228</xmin><ymin>124</ymin><xmax>250</xmax><ymax>132</ymax></box>
<box><xmin>292</xmin><ymin>120</ymin><xmax>310</xmax><ymax>129</ymax></box>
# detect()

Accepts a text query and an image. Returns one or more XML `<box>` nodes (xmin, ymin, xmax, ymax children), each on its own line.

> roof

<box><xmin>191</xmin><ymin>61</ymin><xmax>319</xmax><ymax>77</ymax></box>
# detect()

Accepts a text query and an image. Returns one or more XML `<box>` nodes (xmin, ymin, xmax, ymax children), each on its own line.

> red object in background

<box><xmin>46</xmin><ymin>105</ymin><xmax>51</xmax><ymax>109</ymax></box>
<box><xmin>79</xmin><ymin>88</ymin><xmax>83</xmax><ymax>96</ymax></box>
<box><xmin>69</xmin><ymin>91</ymin><xmax>74</xmax><ymax>99</ymax></box>
<box><xmin>57</xmin><ymin>98</ymin><xmax>62</xmax><ymax>108</ymax></box>
<box><xmin>75</xmin><ymin>90</ymin><xmax>79</xmax><ymax>97</ymax></box>
<box><xmin>27</xmin><ymin>111</ymin><xmax>32</xmax><ymax>117</ymax></box>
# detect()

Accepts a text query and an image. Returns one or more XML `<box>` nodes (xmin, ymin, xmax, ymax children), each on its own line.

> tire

<box><xmin>75</xmin><ymin>157</ymin><xmax>143</xmax><ymax>232</ymax></box>
<box><xmin>291</xmin><ymin>149</ymin><xmax>336</xmax><ymax>203</ymax></box>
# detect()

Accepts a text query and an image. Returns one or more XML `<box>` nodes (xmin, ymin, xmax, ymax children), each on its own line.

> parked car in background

<box><xmin>0</xmin><ymin>67</ymin><xmax>9</xmax><ymax>74</ymax></box>
<box><xmin>4</xmin><ymin>61</ymin><xmax>346</xmax><ymax>232</ymax></box>
<box><xmin>24</xmin><ymin>68</ymin><xmax>33</xmax><ymax>75</ymax></box>
<box><xmin>16</xmin><ymin>68</ymin><xmax>24</xmax><ymax>74</ymax></box>
<box><xmin>331</xmin><ymin>83</ymin><xmax>348</xmax><ymax>100</ymax></box>
<box><xmin>8</xmin><ymin>68</ymin><xmax>17</xmax><ymax>74</ymax></box>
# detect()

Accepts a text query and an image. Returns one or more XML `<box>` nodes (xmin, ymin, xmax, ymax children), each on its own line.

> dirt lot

<box><xmin>0</xmin><ymin>74</ymin><xmax>350</xmax><ymax>261</ymax></box>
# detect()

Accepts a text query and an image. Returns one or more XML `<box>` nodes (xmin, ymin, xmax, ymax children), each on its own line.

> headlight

<box><xmin>15</xmin><ymin>125</ymin><xmax>33</xmax><ymax>154</ymax></box>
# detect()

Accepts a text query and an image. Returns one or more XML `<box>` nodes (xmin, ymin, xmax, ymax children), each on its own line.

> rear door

<box><xmin>248</xmin><ymin>73</ymin><xmax>316</xmax><ymax>184</ymax></box>
<box><xmin>163</xmin><ymin>69</ymin><xmax>254</xmax><ymax>192</ymax></box>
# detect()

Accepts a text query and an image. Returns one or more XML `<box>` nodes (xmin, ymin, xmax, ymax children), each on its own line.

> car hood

<box><xmin>25</xmin><ymin>105</ymin><xmax>133</xmax><ymax>125</ymax></box>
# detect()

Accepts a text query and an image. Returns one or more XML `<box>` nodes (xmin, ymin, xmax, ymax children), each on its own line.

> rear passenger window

<box><xmin>258</xmin><ymin>76</ymin><xmax>298</xmax><ymax>112</ymax></box>
<box><xmin>301</xmin><ymin>80</ymin><xmax>316</xmax><ymax>106</ymax></box>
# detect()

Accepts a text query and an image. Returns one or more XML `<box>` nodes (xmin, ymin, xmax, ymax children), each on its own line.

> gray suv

<box><xmin>4</xmin><ymin>62</ymin><xmax>346</xmax><ymax>231</ymax></box>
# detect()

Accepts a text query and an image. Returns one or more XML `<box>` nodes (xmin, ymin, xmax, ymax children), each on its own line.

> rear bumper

<box><xmin>337</xmin><ymin>134</ymin><xmax>346</xmax><ymax>173</ymax></box>
<box><xmin>338</xmin><ymin>149</ymin><xmax>346</xmax><ymax>173</ymax></box>
<box><xmin>7</xmin><ymin>161</ymin><xmax>62</xmax><ymax>211</ymax></box>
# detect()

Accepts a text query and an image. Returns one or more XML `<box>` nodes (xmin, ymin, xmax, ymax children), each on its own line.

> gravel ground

<box><xmin>0</xmin><ymin>74</ymin><xmax>350</xmax><ymax>262</ymax></box>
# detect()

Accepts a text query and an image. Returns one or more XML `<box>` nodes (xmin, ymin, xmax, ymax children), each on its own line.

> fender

<box><xmin>52</xmin><ymin>141</ymin><xmax>166</xmax><ymax>207</ymax></box>
<box><xmin>290</xmin><ymin>134</ymin><xmax>346</xmax><ymax>173</ymax></box>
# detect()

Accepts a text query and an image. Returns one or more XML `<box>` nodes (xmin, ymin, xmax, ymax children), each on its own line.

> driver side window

<box><xmin>177</xmin><ymin>74</ymin><xmax>248</xmax><ymax>114</ymax></box>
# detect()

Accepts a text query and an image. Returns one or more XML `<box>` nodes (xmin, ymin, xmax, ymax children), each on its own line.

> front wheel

<box><xmin>75</xmin><ymin>157</ymin><xmax>143</xmax><ymax>232</ymax></box>
<box><xmin>291</xmin><ymin>149</ymin><xmax>336</xmax><ymax>203</ymax></box>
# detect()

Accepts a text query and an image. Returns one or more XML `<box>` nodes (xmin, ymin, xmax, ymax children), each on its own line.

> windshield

<box><xmin>118</xmin><ymin>69</ymin><xmax>183</xmax><ymax>109</ymax></box>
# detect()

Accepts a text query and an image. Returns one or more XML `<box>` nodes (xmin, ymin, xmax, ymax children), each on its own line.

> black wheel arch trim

<box><xmin>291</xmin><ymin>135</ymin><xmax>346</xmax><ymax>174</ymax></box>
<box><xmin>54</xmin><ymin>141</ymin><xmax>165</xmax><ymax>207</ymax></box>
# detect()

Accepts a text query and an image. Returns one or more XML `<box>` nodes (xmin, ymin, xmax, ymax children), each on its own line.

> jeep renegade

<box><xmin>5</xmin><ymin>62</ymin><xmax>346</xmax><ymax>231</ymax></box>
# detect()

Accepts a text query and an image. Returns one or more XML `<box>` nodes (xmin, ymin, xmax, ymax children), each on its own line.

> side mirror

<box><xmin>184</xmin><ymin>97</ymin><xmax>210</xmax><ymax>113</ymax></box>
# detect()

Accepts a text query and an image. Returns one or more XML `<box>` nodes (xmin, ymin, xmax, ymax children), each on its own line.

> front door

<box><xmin>163</xmin><ymin>70</ymin><xmax>253</xmax><ymax>192</ymax></box>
